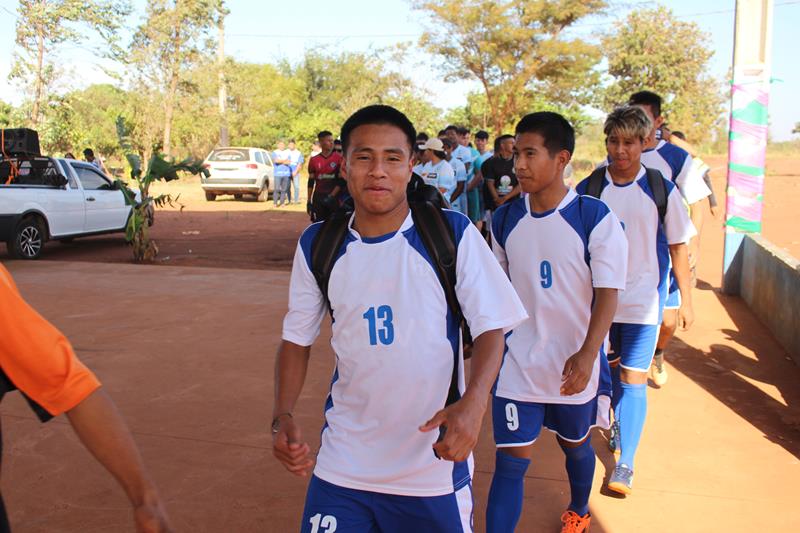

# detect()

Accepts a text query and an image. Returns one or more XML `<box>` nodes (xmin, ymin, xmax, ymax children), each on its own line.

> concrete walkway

<box><xmin>1</xmin><ymin>213</ymin><xmax>799</xmax><ymax>532</ymax></box>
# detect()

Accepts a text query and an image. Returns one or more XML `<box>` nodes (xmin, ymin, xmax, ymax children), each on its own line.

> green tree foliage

<box><xmin>0</xmin><ymin>100</ymin><xmax>14</xmax><ymax>128</ymax></box>
<box><xmin>131</xmin><ymin>0</ymin><xmax>226</xmax><ymax>155</ymax></box>
<box><xmin>10</xmin><ymin>0</ymin><xmax>130</xmax><ymax>126</ymax></box>
<box><xmin>602</xmin><ymin>6</ymin><xmax>725</xmax><ymax>145</ymax></box>
<box><xmin>414</xmin><ymin>0</ymin><xmax>606</xmax><ymax>134</ymax></box>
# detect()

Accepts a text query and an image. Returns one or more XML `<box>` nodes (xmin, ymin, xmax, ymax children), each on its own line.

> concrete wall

<box><xmin>739</xmin><ymin>234</ymin><xmax>800</xmax><ymax>362</ymax></box>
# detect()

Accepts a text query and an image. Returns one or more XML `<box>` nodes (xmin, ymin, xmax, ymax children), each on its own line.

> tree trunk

<box><xmin>217</xmin><ymin>16</ymin><xmax>228</xmax><ymax>146</ymax></box>
<box><xmin>162</xmin><ymin>68</ymin><xmax>178</xmax><ymax>156</ymax></box>
<box><xmin>31</xmin><ymin>23</ymin><xmax>45</xmax><ymax>126</ymax></box>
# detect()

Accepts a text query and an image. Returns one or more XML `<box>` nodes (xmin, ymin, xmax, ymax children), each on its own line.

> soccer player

<box><xmin>272</xmin><ymin>105</ymin><xmax>527</xmax><ymax>532</ymax></box>
<box><xmin>627</xmin><ymin>91</ymin><xmax>710</xmax><ymax>386</ymax></box>
<box><xmin>0</xmin><ymin>265</ymin><xmax>172</xmax><ymax>533</ymax></box>
<box><xmin>307</xmin><ymin>130</ymin><xmax>346</xmax><ymax>222</ymax></box>
<box><xmin>576</xmin><ymin>106</ymin><xmax>695</xmax><ymax>495</ymax></box>
<box><xmin>419</xmin><ymin>137</ymin><xmax>456</xmax><ymax>202</ymax></box>
<box><xmin>445</xmin><ymin>125</ymin><xmax>474</xmax><ymax>175</ymax></box>
<box><xmin>467</xmin><ymin>130</ymin><xmax>492</xmax><ymax>230</ymax></box>
<box><xmin>487</xmin><ymin>112</ymin><xmax>627</xmax><ymax>533</ymax></box>
<box><xmin>443</xmin><ymin>138</ymin><xmax>468</xmax><ymax>215</ymax></box>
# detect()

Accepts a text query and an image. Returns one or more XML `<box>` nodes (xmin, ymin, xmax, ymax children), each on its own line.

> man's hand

<box><xmin>419</xmin><ymin>394</ymin><xmax>485</xmax><ymax>462</ymax></box>
<box><xmin>272</xmin><ymin>416</ymin><xmax>314</xmax><ymax>477</ymax></box>
<box><xmin>561</xmin><ymin>349</ymin><xmax>596</xmax><ymax>396</ymax></box>
<box><xmin>134</xmin><ymin>498</ymin><xmax>173</xmax><ymax>533</ymax></box>
<box><xmin>678</xmin><ymin>302</ymin><xmax>695</xmax><ymax>331</ymax></box>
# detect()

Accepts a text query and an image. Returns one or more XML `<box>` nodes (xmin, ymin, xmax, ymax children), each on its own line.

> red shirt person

<box><xmin>307</xmin><ymin>130</ymin><xmax>346</xmax><ymax>221</ymax></box>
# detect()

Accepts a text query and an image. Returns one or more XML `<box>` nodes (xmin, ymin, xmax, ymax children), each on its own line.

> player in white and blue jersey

<box><xmin>443</xmin><ymin>138</ymin><xmax>469</xmax><ymax>215</ymax></box>
<box><xmin>273</xmin><ymin>105</ymin><xmax>527</xmax><ymax>533</ymax></box>
<box><xmin>576</xmin><ymin>106</ymin><xmax>695</xmax><ymax>495</ymax></box>
<box><xmin>487</xmin><ymin>112</ymin><xmax>627</xmax><ymax>533</ymax></box>
<box><xmin>468</xmin><ymin>131</ymin><xmax>493</xmax><ymax>230</ymax></box>
<box><xmin>628</xmin><ymin>91</ymin><xmax>710</xmax><ymax>386</ymax></box>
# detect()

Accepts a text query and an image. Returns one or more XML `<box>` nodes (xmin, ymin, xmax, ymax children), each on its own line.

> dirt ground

<box><xmin>0</xmin><ymin>160</ymin><xmax>799</xmax><ymax>532</ymax></box>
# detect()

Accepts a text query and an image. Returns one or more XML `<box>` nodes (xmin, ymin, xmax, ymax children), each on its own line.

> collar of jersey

<box><xmin>604</xmin><ymin>165</ymin><xmax>646</xmax><ymax>187</ymax></box>
<box><xmin>526</xmin><ymin>188</ymin><xmax>577</xmax><ymax>218</ymax></box>
<box><xmin>347</xmin><ymin>210</ymin><xmax>413</xmax><ymax>243</ymax></box>
<box><xmin>643</xmin><ymin>140</ymin><xmax>666</xmax><ymax>154</ymax></box>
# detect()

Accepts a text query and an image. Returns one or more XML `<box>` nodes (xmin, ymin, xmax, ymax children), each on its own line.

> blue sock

<box><xmin>561</xmin><ymin>438</ymin><xmax>595</xmax><ymax>517</ymax></box>
<box><xmin>487</xmin><ymin>450</ymin><xmax>530</xmax><ymax>533</ymax></box>
<box><xmin>617</xmin><ymin>382</ymin><xmax>647</xmax><ymax>468</ymax></box>
<box><xmin>610</xmin><ymin>364</ymin><xmax>622</xmax><ymax>412</ymax></box>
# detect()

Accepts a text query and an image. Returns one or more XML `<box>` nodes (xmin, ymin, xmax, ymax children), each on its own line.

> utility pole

<box><xmin>722</xmin><ymin>0</ymin><xmax>774</xmax><ymax>294</ymax></box>
<box><xmin>217</xmin><ymin>14</ymin><xmax>229</xmax><ymax>147</ymax></box>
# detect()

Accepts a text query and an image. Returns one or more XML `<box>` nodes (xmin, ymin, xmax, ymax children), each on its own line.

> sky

<box><xmin>0</xmin><ymin>0</ymin><xmax>798</xmax><ymax>140</ymax></box>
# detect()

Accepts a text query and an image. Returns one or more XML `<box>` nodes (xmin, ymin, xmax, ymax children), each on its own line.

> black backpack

<box><xmin>584</xmin><ymin>166</ymin><xmax>668</xmax><ymax>225</ymax></box>
<box><xmin>309</xmin><ymin>174</ymin><xmax>471</xmax><ymax>413</ymax></box>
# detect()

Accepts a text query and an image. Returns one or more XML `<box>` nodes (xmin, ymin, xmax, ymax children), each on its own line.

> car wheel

<box><xmin>9</xmin><ymin>217</ymin><xmax>45</xmax><ymax>259</ymax></box>
<box><xmin>256</xmin><ymin>186</ymin><xmax>268</xmax><ymax>202</ymax></box>
<box><xmin>234</xmin><ymin>193</ymin><xmax>243</xmax><ymax>200</ymax></box>
<box><xmin>205</xmin><ymin>191</ymin><xmax>216</xmax><ymax>202</ymax></box>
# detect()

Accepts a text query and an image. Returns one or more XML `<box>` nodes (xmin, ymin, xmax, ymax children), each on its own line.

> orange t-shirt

<box><xmin>0</xmin><ymin>265</ymin><xmax>100</xmax><ymax>419</ymax></box>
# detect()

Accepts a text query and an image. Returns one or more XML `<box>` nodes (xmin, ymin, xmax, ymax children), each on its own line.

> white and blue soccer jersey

<box><xmin>452</xmin><ymin>144</ymin><xmax>473</xmax><ymax>173</ymax></box>
<box><xmin>491</xmin><ymin>189</ymin><xmax>628</xmax><ymax>404</ymax></box>
<box><xmin>576</xmin><ymin>166</ymin><xmax>696</xmax><ymax>325</ymax></box>
<box><xmin>282</xmin><ymin>210</ymin><xmax>527</xmax><ymax>496</ymax></box>
<box><xmin>420</xmin><ymin>160</ymin><xmax>456</xmax><ymax>193</ymax></box>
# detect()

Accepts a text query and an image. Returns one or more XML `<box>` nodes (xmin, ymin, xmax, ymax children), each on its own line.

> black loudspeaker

<box><xmin>1</xmin><ymin>128</ymin><xmax>41</xmax><ymax>156</ymax></box>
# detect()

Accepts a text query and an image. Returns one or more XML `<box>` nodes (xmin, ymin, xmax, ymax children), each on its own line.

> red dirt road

<box><xmin>1</xmin><ymin>168</ymin><xmax>799</xmax><ymax>532</ymax></box>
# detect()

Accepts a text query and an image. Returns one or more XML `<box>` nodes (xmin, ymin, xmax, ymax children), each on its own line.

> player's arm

<box><xmin>669</xmin><ymin>243</ymin><xmax>694</xmax><ymax>330</ymax></box>
<box><xmin>504</xmin><ymin>184</ymin><xmax>521</xmax><ymax>202</ymax></box>
<box><xmin>688</xmin><ymin>200</ymin><xmax>705</xmax><ymax>268</ymax></box>
<box><xmin>306</xmin><ymin>166</ymin><xmax>316</xmax><ymax>212</ymax></box>
<box><xmin>449</xmin><ymin>181</ymin><xmax>465</xmax><ymax>203</ymax></box>
<box><xmin>67</xmin><ymin>389</ymin><xmax>173</xmax><ymax>533</ymax></box>
<box><xmin>665</xmin><ymin>187</ymin><xmax>696</xmax><ymax>331</ymax></box>
<box><xmin>420</xmin><ymin>328</ymin><xmax>506</xmax><ymax>462</ymax></box>
<box><xmin>272</xmin><ymin>340</ymin><xmax>314</xmax><ymax>477</ymax></box>
<box><xmin>561</xmin><ymin>288</ymin><xmax>618</xmax><ymax>396</ymax></box>
<box><xmin>468</xmin><ymin>165</ymin><xmax>482</xmax><ymax>192</ymax></box>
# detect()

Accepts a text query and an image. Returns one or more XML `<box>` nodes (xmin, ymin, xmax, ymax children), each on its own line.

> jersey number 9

<box><xmin>540</xmin><ymin>260</ymin><xmax>553</xmax><ymax>289</ymax></box>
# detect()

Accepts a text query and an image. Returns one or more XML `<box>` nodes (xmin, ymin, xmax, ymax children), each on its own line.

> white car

<box><xmin>0</xmin><ymin>156</ymin><xmax>140</xmax><ymax>259</ymax></box>
<box><xmin>200</xmin><ymin>147</ymin><xmax>274</xmax><ymax>202</ymax></box>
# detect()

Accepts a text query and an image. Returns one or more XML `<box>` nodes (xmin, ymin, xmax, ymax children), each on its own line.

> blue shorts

<box><xmin>492</xmin><ymin>394</ymin><xmax>609</xmax><ymax>445</ymax></box>
<box><xmin>608</xmin><ymin>323</ymin><xmax>659</xmax><ymax>372</ymax></box>
<box><xmin>301</xmin><ymin>476</ymin><xmax>473</xmax><ymax>533</ymax></box>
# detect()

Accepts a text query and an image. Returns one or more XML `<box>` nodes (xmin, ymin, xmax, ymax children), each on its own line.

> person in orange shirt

<box><xmin>0</xmin><ymin>265</ymin><xmax>172</xmax><ymax>533</ymax></box>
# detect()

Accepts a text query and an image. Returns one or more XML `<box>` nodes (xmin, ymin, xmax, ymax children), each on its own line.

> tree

<box><xmin>602</xmin><ymin>6</ymin><xmax>725</xmax><ymax>144</ymax></box>
<box><xmin>414</xmin><ymin>0</ymin><xmax>606</xmax><ymax>134</ymax></box>
<box><xmin>793</xmin><ymin>122</ymin><xmax>799</xmax><ymax>135</ymax></box>
<box><xmin>0</xmin><ymin>100</ymin><xmax>14</xmax><ymax>128</ymax></box>
<box><xmin>10</xmin><ymin>0</ymin><xmax>130</xmax><ymax>126</ymax></box>
<box><xmin>131</xmin><ymin>0</ymin><xmax>225</xmax><ymax>156</ymax></box>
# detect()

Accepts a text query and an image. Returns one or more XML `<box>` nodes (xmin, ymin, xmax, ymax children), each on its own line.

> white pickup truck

<box><xmin>0</xmin><ymin>156</ymin><xmax>140</xmax><ymax>259</ymax></box>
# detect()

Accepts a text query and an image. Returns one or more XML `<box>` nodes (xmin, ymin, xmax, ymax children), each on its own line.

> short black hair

<box><xmin>475</xmin><ymin>130</ymin><xmax>489</xmax><ymax>140</ymax></box>
<box><xmin>333</xmin><ymin>138</ymin><xmax>342</xmax><ymax>145</ymax></box>
<box><xmin>456</xmin><ymin>126</ymin><xmax>470</xmax><ymax>135</ymax></box>
<box><xmin>416</xmin><ymin>132</ymin><xmax>429</xmax><ymax>142</ymax></box>
<box><xmin>514</xmin><ymin>111</ymin><xmax>575</xmax><ymax>157</ymax></box>
<box><xmin>83</xmin><ymin>148</ymin><xmax>94</xmax><ymax>157</ymax></box>
<box><xmin>441</xmin><ymin>138</ymin><xmax>456</xmax><ymax>148</ymax></box>
<box><xmin>444</xmin><ymin>125</ymin><xmax>458</xmax><ymax>132</ymax></box>
<box><xmin>437</xmin><ymin>129</ymin><xmax>447</xmax><ymax>137</ymax></box>
<box><xmin>671</xmin><ymin>130</ymin><xmax>686</xmax><ymax>141</ymax></box>
<box><xmin>317</xmin><ymin>130</ymin><xmax>333</xmax><ymax>140</ymax></box>
<box><xmin>494</xmin><ymin>134</ymin><xmax>514</xmax><ymax>152</ymax></box>
<box><xmin>629</xmin><ymin>91</ymin><xmax>662</xmax><ymax>118</ymax></box>
<box><xmin>339</xmin><ymin>104</ymin><xmax>416</xmax><ymax>155</ymax></box>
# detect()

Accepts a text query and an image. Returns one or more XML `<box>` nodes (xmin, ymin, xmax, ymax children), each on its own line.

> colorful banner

<box><xmin>725</xmin><ymin>81</ymin><xmax>769</xmax><ymax>234</ymax></box>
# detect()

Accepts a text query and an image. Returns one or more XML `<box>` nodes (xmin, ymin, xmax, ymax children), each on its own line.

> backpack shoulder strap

<box><xmin>585</xmin><ymin>166</ymin><xmax>606</xmax><ymax>199</ymax></box>
<box><xmin>310</xmin><ymin>210</ymin><xmax>351</xmax><ymax>312</ymax></box>
<box><xmin>409</xmin><ymin>201</ymin><xmax>468</xmax><ymax>408</ymax></box>
<box><xmin>644</xmin><ymin>167</ymin><xmax>668</xmax><ymax>225</ymax></box>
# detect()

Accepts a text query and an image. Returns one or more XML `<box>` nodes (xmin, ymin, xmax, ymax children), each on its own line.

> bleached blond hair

<box><xmin>603</xmin><ymin>105</ymin><xmax>653</xmax><ymax>141</ymax></box>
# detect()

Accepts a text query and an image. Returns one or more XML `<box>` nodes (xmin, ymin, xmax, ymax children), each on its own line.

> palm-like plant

<box><xmin>115</xmin><ymin>116</ymin><xmax>207</xmax><ymax>261</ymax></box>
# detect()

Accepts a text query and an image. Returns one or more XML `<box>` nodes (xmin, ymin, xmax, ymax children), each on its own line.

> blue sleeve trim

<box><xmin>558</xmin><ymin>195</ymin><xmax>612</xmax><ymax>265</ymax></box>
<box><xmin>491</xmin><ymin>197</ymin><xmax>527</xmax><ymax>250</ymax></box>
<box><xmin>298</xmin><ymin>222</ymin><xmax>325</xmax><ymax>271</ymax></box>
<box><xmin>441</xmin><ymin>209</ymin><xmax>471</xmax><ymax>248</ymax></box>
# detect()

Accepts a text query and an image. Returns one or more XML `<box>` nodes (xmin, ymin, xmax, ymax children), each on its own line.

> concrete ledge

<box><xmin>739</xmin><ymin>234</ymin><xmax>800</xmax><ymax>362</ymax></box>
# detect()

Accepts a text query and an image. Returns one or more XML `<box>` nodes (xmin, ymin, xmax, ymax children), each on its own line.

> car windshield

<box><xmin>208</xmin><ymin>149</ymin><xmax>250</xmax><ymax>162</ymax></box>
